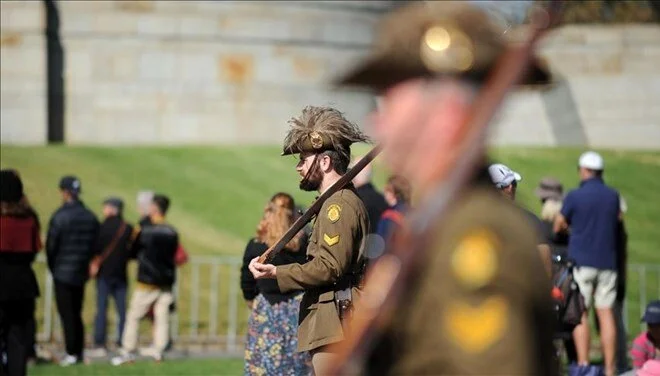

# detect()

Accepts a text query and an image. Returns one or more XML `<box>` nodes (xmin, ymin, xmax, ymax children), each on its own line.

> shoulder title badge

<box><xmin>451</xmin><ymin>228</ymin><xmax>499</xmax><ymax>290</ymax></box>
<box><xmin>327</xmin><ymin>204</ymin><xmax>341</xmax><ymax>223</ymax></box>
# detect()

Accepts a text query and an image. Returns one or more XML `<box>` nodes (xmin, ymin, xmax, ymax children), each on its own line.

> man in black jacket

<box><xmin>351</xmin><ymin>156</ymin><xmax>388</xmax><ymax>233</ymax></box>
<box><xmin>88</xmin><ymin>198</ymin><xmax>133</xmax><ymax>357</ymax></box>
<box><xmin>46</xmin><ymin>176</ymin><xmax>100</xmax><ymax>366</ymax></box>
<box><xmin>112</xmin><ymin>194</ymin><xmax>179</xmax><ymax>365</ymax></box>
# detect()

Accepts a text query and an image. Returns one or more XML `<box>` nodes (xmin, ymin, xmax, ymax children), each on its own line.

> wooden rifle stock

<box><xmin>327</xmin><ymin>2</ymin><xmax>563</xmax><ymax>374</ymax></box>
<box><xmin>257</xmin><ymin>144</ymin><xmax>383</xmax><ymax>264</ymax></box>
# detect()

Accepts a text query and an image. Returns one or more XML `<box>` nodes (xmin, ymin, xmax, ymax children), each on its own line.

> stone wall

<box><xmin>491</xmin><ymin>24</ymin><xmax>660</xmax><ymax>149</ymax></box>
<box><xmin>59</xmin><ymin>1</ymin><xmax>390</xmax><ymax>144</ymax></box>
<box><xmin>0</xmin><ymin>1</ymin><xmax>46</xmax><ymax>145</ymax></box>
<box><xmin>1</xmin><ymin>1</ymin><xmax>659</xmax><ymax>149</ymax></box>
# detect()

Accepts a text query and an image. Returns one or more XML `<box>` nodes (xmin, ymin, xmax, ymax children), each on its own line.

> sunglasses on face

<box><xmin>496</xmin><ymin>180</ymin><xmax>517</xmax><ymax>190</ymax></box>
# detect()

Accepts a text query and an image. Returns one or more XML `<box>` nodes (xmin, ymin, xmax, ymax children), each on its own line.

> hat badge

<box><xmin>309</xmin><ymin>131</ymin><xmax>323</xmax><ymax>150</ymax></box>
<box><xmin>420</xmin><ymin>23</ymin><xmax>475</xmax><ymax>73</ymax></box>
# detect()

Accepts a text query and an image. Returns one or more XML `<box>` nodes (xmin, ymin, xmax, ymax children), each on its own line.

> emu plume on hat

<box><xmin>281</xmin><ymin>106</ymin><xmax>370</xmax><ymax>160</ymax></box>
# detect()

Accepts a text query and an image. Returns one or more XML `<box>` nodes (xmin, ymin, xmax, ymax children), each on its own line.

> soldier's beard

<box><xmin>299</xmin><ymin>156</ymin><xmax>323</xmax><ymax>192</ymax></box>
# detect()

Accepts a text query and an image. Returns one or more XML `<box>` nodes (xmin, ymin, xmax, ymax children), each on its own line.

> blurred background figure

<box><xmin>489</xmin><ymin>163</ymin><xmax>553</xmax><ymax>277</ymax></box>
<box><xmin>89</xmin><ymin>197</ymin><xmax>133</xmax><ymax>357</ymax></box>
<box><xmin>136</xmin><ymin>191</ymin><xmax>155</xmax><ymax>227</ymax></box>
<box><xmin>351</xmin><ymin>156</ymin><xmax>387</xmax><ymax>234</ymax></box>
<box><xmin>113</xmin><ymin>194</ymin><xmax>179</xmax><ymax>365</ymax></box>
<box><xmin>536</xmin><ymin>177</ymin><xmax>568</xmax><ymax>258</ymax></box>
<box><xmin>534</xmin><ymin>178</ymin><xmax>578</xmax><ymax>364</ymax></box>
<box><xmin>46</xmin><ymin>176</ymin><xmax>100</xmax><ymax>366</ymax></box>
<box><xmin>0</xmin><ymin>170</ymin><xmax>43</xmax><ymax>376</ymax></box>
<box><xmin>376</xmin><ymin>175</ymin><xmax>411</xmax><ymax>247</ymax></box>
<box><xmin>614</xmin><ymin>197</ymin><xmax>630</xmax><ymax>374</ymax></box>
<box><xmin>554</xmin><ymin>151</ymin><xmax>622</xmax><ymax>376</ymax></box>
<box><xmin>628</xmin><ymin>300</ymin><xmax>660</xmax><ymax>372</ymax></box>
<box><xmin>3</xmin><ymin>169</ymin><xmax>42</xmax><ymax>366</ymax></box>
<box><xmin>240</xmin><ymin>193</ymin><xmax>311</xmax><ymax>376</ymax></box>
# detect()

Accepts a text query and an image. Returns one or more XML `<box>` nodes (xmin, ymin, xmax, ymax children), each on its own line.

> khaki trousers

<box><xmin>311</xmin><ymin>347</ymin><xmax>338</xmax><ymax>376</ymax></box>
<box><xmin>120</xmin><ymin>287</ymin><xmax>173</xmax><ymax>356</ymax></box>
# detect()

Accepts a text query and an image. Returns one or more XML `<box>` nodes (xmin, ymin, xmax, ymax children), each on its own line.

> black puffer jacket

<box><xmin>132</xmin><ymin>221</ymin><xmax>178</xmax><ymax>287</ymax></box>
<box><xmin>46</xmin><ymin>200</ymin><xmax>100</xmax><ymax>286</ymax></box>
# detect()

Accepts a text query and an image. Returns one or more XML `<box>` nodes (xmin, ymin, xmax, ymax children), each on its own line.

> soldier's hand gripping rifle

<box><xmin>326</xmin><ymin>1</ymin><xmax>564</xmax><ymax>374</ymax></box>
<box><xmin>257</xmin><ymin>144</ymin><xmax>382</xmax><ymax>264</ymax></box>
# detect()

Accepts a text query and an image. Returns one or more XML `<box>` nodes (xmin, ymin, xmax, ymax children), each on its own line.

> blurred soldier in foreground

<box><xmin>249</xmin><ymin>106</ymin><xmax>370</xmax><ymax>375</ymax></box>
<box><xmin>332</xmin><ymin>2</ymin><xmax>556</xmax><ymax>375</ymax></box>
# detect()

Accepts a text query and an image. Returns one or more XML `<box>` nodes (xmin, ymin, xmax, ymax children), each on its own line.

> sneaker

<box><xmin>86</xmin><ymin>347</ymin><xmax>108</xmax><ymax>358</ymax></box>
<box><xmin>139</xmin><ymin>346</ymin><xmax>163</xmax><ymax>362</ymax></box>
<box><xmin>59</xmin><ymin>354</ymin><xmax>79</xmax><ymax>367</ymax></box>
<box><xmin>110</xmin><ymin>352</ymin><xmax>135</xmax><ymax>366</ymax></box>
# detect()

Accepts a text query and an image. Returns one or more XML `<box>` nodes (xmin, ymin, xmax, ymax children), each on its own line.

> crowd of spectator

<box><xmin>0</xmin><ymin>170</ymin><xmax>187</xmax><ymax>375</ymax></box>
<box><xmin>3</xmin><ymin>149</ymin><xmax>657</xmax><ymax>376</ymax></box>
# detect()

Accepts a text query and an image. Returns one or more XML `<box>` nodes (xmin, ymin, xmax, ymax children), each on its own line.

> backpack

<box><xmin>552</xmin><ymin>256</ymin><xmax>586</xmax><ymax>333</ymax></box>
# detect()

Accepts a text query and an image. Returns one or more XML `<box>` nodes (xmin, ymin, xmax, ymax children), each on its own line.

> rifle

<box><xmin>257</xmin><ymin>144</ymin><xmax>382</xmax><ymax>264</ymax></box>
<box><xmin>326</xmin><ymin>2</ymin><xmax>563</xmax><ymax>374</ymax></box>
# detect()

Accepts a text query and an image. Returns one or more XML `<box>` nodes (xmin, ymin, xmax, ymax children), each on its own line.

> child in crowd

<box><xmin>630</xmin><ymin>300</ymin><xmax>660</xmax><ymax>369</ymax></box>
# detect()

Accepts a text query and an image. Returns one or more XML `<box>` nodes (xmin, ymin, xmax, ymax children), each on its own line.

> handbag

<box><xmin>89</xmin><ymin>222</ymin><xmax>127</xmax><ymax>278</ymax></box>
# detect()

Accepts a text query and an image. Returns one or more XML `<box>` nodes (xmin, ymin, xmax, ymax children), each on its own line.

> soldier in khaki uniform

<box><xmin>330</xmin><ymin>2</ymin><xmax>557</xmax><ymax>375</ymax></box>
<box><xmin>249</xmin><ymin>106</ymin><xmax>370</xmax><ymax>375</ymax></box>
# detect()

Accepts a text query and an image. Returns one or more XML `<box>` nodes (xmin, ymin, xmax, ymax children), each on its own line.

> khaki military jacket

<box><xmin>277</xmin><ymin>187</ymin><xmax>369</xmax><ymax>352</ymax></box>
<box><xmin>365</xmin><ymin>184</ymin><xmax>556</xmax><ymax>375</ymax></box>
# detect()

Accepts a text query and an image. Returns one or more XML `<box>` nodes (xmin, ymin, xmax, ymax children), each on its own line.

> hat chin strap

<box><xmin>300</xmin><ymin>154</ymin><xmax>320</xmax><ymax>188</ymax></box>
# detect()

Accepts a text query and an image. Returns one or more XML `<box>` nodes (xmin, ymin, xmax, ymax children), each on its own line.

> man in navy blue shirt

<box><xmin>554</xmin><ymin>151</ymin><xmax>622</xmax><ymax>376</ymax></box>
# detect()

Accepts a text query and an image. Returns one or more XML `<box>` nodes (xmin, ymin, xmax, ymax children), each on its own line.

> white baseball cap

<box><xmin>578</xmin><ymin>151</ymin><xmax>604</xmax><ymax>170</ymax></box>
<box><xmin>488</xmin><ymin>163</ymin><xmax>522</xmax><ymax>189</ymax></box>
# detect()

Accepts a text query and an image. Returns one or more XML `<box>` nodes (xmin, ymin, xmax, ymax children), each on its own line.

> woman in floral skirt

<box><xmin>240</xmin><ymin>193</ymin><xmax>312</xmax><ymax>376</ymax></box>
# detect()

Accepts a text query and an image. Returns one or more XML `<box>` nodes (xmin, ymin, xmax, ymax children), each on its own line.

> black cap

<box><xmin>642</xmin><ymin>300</ymin><xmax>660</xmax><ymax>325</ymax></box>
<box><xmin>103</xmin><ymin>197</ymin><xmax>124</xmax><ymax>212</ymax></box>
<box><xmin>59</xmin><ymin>175</ymin><xmax>82</xmax><ymax>194</ymax></box>
<box><xmin>0</xmin><ymin>169</ymin><xmax>24</xmax><ymax>203</ymax></box>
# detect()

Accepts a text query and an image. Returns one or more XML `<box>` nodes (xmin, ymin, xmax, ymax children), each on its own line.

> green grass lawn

<box><xmin>1</xmin><ymin>145</ymin><xmax>659</xmax><ymax>370</ymax></box>
<box><xmin>29</xmin><ymin>357</ymin><xmax>243</xmax><ymax>376</ymax></box>
<box><xmin>3</xmin><ymin>145</ymin><xmax>658</xmax><ymax>262</ymax></box>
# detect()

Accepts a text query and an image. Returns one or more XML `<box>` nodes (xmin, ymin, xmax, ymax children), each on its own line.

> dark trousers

<box><xmin>26</xmin><ymin>315</ymin><xmax>36</xmax><ymax>359</ymax></box>
<box><xmin>614</xmin><ymin>301</ymin><xmax>630</xmax><ymax>373</ymax></box>
<box><xmin>54</xmin><ymin>281</ymin><xmax>85</xmax><ymax>358</ymax></box>
<box><xmin>0</xmin><ymin>299</ymin><xmax>35</xmax><ymax>376</ymax></box>
<box><xmin>93</xmin><ymin>278</ymin><xmax>127</xmax><ymax>347</ymax></box>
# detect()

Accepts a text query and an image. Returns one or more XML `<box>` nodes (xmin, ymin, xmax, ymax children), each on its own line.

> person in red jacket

<box><xmin>0</xmin><ymin>169</ymin><xmax>42</xmax><ymax>376</ymax></box>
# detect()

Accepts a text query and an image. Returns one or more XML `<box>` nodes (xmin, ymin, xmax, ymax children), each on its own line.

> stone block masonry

<box><xmin>56</xmin><ymin>0</ymin><xmax>385</xmax><ymax>145</ymax></box>
<box><xmin>0</xmin><ymin>1</ymin><xmax>658</xmax><ymax>149</ymax></box>
<box><xmin>1</xmin><ymin>1</ymin><xmax>47</xmax><ymax>145</ymax></box>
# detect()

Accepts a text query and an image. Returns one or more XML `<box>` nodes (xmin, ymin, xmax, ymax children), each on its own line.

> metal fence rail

<box><xmin>33</xmin><ymin>257</ymin><xmax>660</xmax><ymax>352</ymax></box>
<box><xmin>34</xmin><ymin>255</ymin><xmax>248</xmax><ymax>353</ymax></box>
